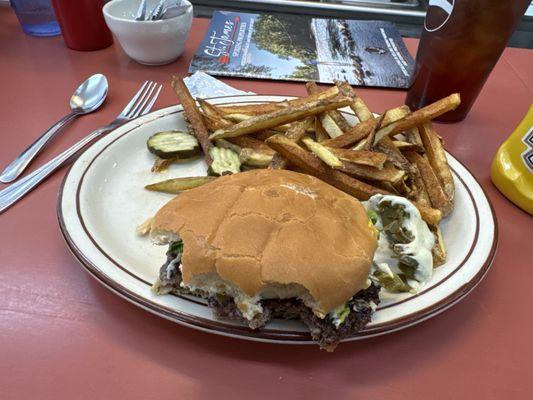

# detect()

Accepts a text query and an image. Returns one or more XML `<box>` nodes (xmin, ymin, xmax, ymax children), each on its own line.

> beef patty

<box><xmin>152</xmin><ymin>246</ymin><xmax>380</xmax><ymax>351</ymax></box>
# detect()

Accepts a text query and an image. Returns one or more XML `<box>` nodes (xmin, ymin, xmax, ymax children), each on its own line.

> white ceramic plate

<box><xmin>58</xmin><ymin>95</ymin><xmax>498</xmax><ymax>343</ymax></box>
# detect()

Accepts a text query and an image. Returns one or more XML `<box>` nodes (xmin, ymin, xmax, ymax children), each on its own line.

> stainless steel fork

<box><xmin>0</xmin><ymin>81</ymin><xmax>162</xmax><ymax>214</ymax></box>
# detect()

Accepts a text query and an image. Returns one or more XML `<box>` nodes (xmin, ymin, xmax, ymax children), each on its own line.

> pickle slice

<box><xmin>373</xmin><ymin>269</ymin><xmax>411</xmax><ymax>293</ymax></box>
<box><xmin>208</xmin><ymin>147</ymin><xmax>241</xmax><ymax>176</ymax></box>
<box><xmin>147</xmin><ymin>131</ymin><xmax>200</xmax><ymax>159</ymax></box>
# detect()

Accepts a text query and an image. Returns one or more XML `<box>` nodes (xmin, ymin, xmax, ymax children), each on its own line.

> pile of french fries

<box><xmin>152</xmin><ymin>76</ymin><xmax>460</xmax><ymax>265</ymax></box>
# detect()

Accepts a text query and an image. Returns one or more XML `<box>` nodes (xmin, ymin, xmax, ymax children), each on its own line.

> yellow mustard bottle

<box><xmin>491</xmin><ymin>104</ymin><xmax>533</xmax><ymax>215</ymax></box>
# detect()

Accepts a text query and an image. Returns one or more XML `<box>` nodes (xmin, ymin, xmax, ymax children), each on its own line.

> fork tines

<box><xmin>123</xmin><ymin>81</ymin><xmax>163</xmax><ymax>119</ymax></box>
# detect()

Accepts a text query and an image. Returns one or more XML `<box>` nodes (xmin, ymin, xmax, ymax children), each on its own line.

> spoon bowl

<box><xmin>70</xmin><ymin>74</ymin><xmax>108</xmax><ymax>113</ymax></box>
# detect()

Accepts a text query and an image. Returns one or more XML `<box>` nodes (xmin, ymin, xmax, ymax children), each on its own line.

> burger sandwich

<box><xmin>150</xmin><ymin>169</ymin><xmax>380</xmax><ymax>351</ymax></box>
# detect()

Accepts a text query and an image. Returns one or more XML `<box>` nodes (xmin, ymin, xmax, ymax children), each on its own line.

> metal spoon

<box><xmin>0</xmin><ymin>74</ymin><xmax>108</xmax><ymax>183</ymax></box>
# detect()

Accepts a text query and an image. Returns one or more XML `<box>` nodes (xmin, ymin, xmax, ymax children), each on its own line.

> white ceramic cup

<box><xmin>103</xmin><ymin>0</ymin><xmax>193</xmax><ymax>66</ymax></box>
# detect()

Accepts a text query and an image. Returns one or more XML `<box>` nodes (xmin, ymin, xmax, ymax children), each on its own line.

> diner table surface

<box><xmin>1</xmin><ymin>6</ymin><xmax>533</xmax><ymax>400</ymax></box>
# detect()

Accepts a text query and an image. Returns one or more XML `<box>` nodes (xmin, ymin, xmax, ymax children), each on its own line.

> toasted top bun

<box><xmin>151</xmin><ymin>169</ymin><xmax>377</xmax><ymax>316</ymax></box>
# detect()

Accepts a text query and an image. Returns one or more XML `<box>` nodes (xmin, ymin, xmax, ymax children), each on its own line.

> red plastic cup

<box><xmin>51</xmin><ymin>0</ymin><xmax>113</xmax><ymax>51</ymax></box>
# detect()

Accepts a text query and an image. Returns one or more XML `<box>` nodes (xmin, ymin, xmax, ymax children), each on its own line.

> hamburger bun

<box><xmin>151</xmin><ymin>169</ymin><xmax>377</xmax><ymax>318</ymax></box>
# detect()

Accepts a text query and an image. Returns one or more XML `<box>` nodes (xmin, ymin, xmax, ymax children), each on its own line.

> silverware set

<box><xmin>135</xmin><ymin>0</ymin><xmax>190</xmax><ymax>21</ymax></box>
<box><xmin>0</xmin><ymin>77</ymin><xmax>162</xmax><ymax>213</ymax></box>
<box><xmin>0</xmin><ymin>74</ymin><xmax>108</xmax><ymax>183</ymax></box>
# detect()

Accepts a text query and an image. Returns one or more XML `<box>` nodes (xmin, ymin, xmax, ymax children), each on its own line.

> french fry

<box><xmin>405</xmin><ymin>151</ymin><xmax>452</xmax><ymax>215</ymax></box>
<box><xmin>326</xmin><ymin>148</ymin><xmax>387</xmax><ymax>169</ymax></box>
<box><xmin>202</xmin><ymin>112</ymin><xmax>232</xmax><ymax>132</ymax></box>
<box><xmin>372</xmin><ymin>93</ymin><xmax>461</xmax><ymax>145</ymax></box>
<box><xmin>305</xmin><ymin>92</ymin><xmax>343</xmax><ymax>139</ymax></box>
<box><xmin>202</xmin><ymin>114</ymin><xmax>220</xmax><ymax>132</ymax></box>
<box><xmin>306</xmin><ymin>82</ymin><xmax>352</xmax><ymax>132</ymax></box>
<box><xmin>392</xmin><ymin>178</ymin><xmax>412</xmax><ymax>197</ymax></box>
<box><xmin>268</xmin><ymin>117</ymin><xmax>314</xmax><ymax>169</ymax></box>
<box><xmin>384</xmin><ymin>105</ymin><xmax>422</xmax><ymax>146</ymax></box>
<box><xmin>198</xmin><ymin>98</ymin><xmax>225</xmax><ymax>118</ymax></box>
<box><xmin>372</xmin><ymin>181</ymin><xmax>400</xmax><ymax>195</ymax></box>
<box><xmin>314</xmin><ymin>117</ymin><xmax>330</xmax><ymax>142</ymax></box>
<box><xmin>253</xmin><ymin>130</ymin><xmax>278</xmax><ymax>141</ymax></box>
<box><xmin>239</xmin><ymin>148</ymin><xmax>274</xmax><ymax>168</ymax></box>
<box><xmin>370</xmin><ymin>107</ymin><xmax>415</xmax><ymax>172</ymax></box>
<box><xmin>302</xmin><ymin>136</ymin><xmax>343</xmax><ymax>168</ymax></box>
<box><xmin>352</xmin><ymin>127</ymin><xmax>375</xmax><ymax>151</ymax></box>
<box><xmin>145</xmin><ymin>176</ymin><xmax>217</xmax><ymax>194</ymax></box>
<box><xmin>393</xmin><ymin>140</ymin><xmax>425</xmax><ymax>153</ymax></box>
<box><xmin>323</xmin><ymin>118</ymin><xmax>377</xmax><ymax>148</ymax></box>
<box><xmin>209</xmin><ymin>97</ymin><xmax>351</xmax><ymax>140</ymax></box>
<box><xmin>266</xmin><ymin>134</ymin><xmax>389</xmax><ymax>199</ymax></box>
<box><xmin>335</xmin><ymin>81</ymin><xmax>373</xmax><ymax>122</ymax></box>
<box><xmin>352</xmin><ymin>97</ymin><xmax>374</xmax><ymax>122</ymax></box>
<box><xmin>171</xmin><ymin>76</ymin><xmax>213</xmax><ymax>165</ymax></box>
<box><xmin>375</xmin><ymin>136</ymin><xmax>413</xmax><ymax>173</ymax></box>
<box><xmin>353</xmin><ymin>113</ymin><xmax>385</xmax><ymax>151</ymax></box>
<box><xmin>407</xmin><ymin>163</ymin><xmax>432</xmax><ymax>208</ymax></box>
<box><xmin>217</xmin><ymin>86</ymin><xmax>341</xmax><ymax>116</ymax></box>
<box><xmin>339</xmin><ymin>162</ymin><xmax>405</xmax><ymax>183</ymax></box>
<box><xmin>429</xmin><ymin>225</ymin><xmax>447</xmax><ymax>266</ymax></box>
<box><xmin>306</xmin><ymin>82</ymin><xmax>351</xmax><ymax>136</ymax></box>
<box><xmin>404</xmin><ymin>126</ymin><xmax>424</xmax><ymax>147</ymax></box>
<box><xmin>320</xmin><ymin>113</ymin><xmax>344</xmax><ymax>138</ymax></box>
<box><xmin>328</xmin><ymin>110</ymin><xmax>352</xmax><ymax>132</ymax></box>
<box><xmin>416</xmin><ymin>203</ymin><xmax>442</xmax><ymax>226</ymax></box>
<box><xmin>227</xmin><ymin>136</ymin><xmax>275</xmax><ymax>155</ymax></box>
<box><xmin>198</xmin><ymin>100</ymin><xmax>237</xmax><ymax>133</ymax></box>
<box><xmin>224</xmin><ymin>113</ymin><xmax>251</xmax><ymax>123</ymax></box>
<box><xmin>227</xmin><ymin>116</ymin><xmax>315</xmax><ymax>134</ymax></box>
<box><xmin>286</xmin><ymin>117</ymin><xmax>314</xmax><ymax>142</ymax></box>
<box><xmin>323</xmin><ymin>105</ymin><xmax>408</xmax><ymax>148</ymax></box>
<box><xmin>382</xmin><ymin>105</ymin><xmax>411</xmax><ymax>122</ymax></box>
<box><xmin>218</xmin><ymin>103</ymin><xmax>283</xmax><ymax>115</ymax></box>
<box><xmin>268</xmin><ymin>153</ymin><xmax>287</xmax><ymax>170</ymax></box>
<box><xmin>285</xmin><ymin>85</ymin><xmax>340</xmax><ymax>107</ymax></box>
<box><xmin>224</xmin><ymin>113</ymin><xmax>292</xmax><ymax>133</ymax></box>
<box><xmin>418</xmin><ymin>122</ymin><xmax>455</xmax><ymax>203</ymax></box>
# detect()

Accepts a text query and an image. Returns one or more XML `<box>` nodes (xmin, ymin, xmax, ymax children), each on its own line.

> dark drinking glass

<box><xmin>406</xmin><ymin>0</ymin><xmax>530</xmax><ymax>122</ymax></box>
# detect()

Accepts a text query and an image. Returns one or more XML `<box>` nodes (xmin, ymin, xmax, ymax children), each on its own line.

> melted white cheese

<box><xmin>182</xmin><ymin>273</ymin><xmax>263</xmax><ymax>321</ymax></box>
<box><xmin>364</xmin><ymin>195</ymin><xmax>435</xmax><ymax>289</ymax></box>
